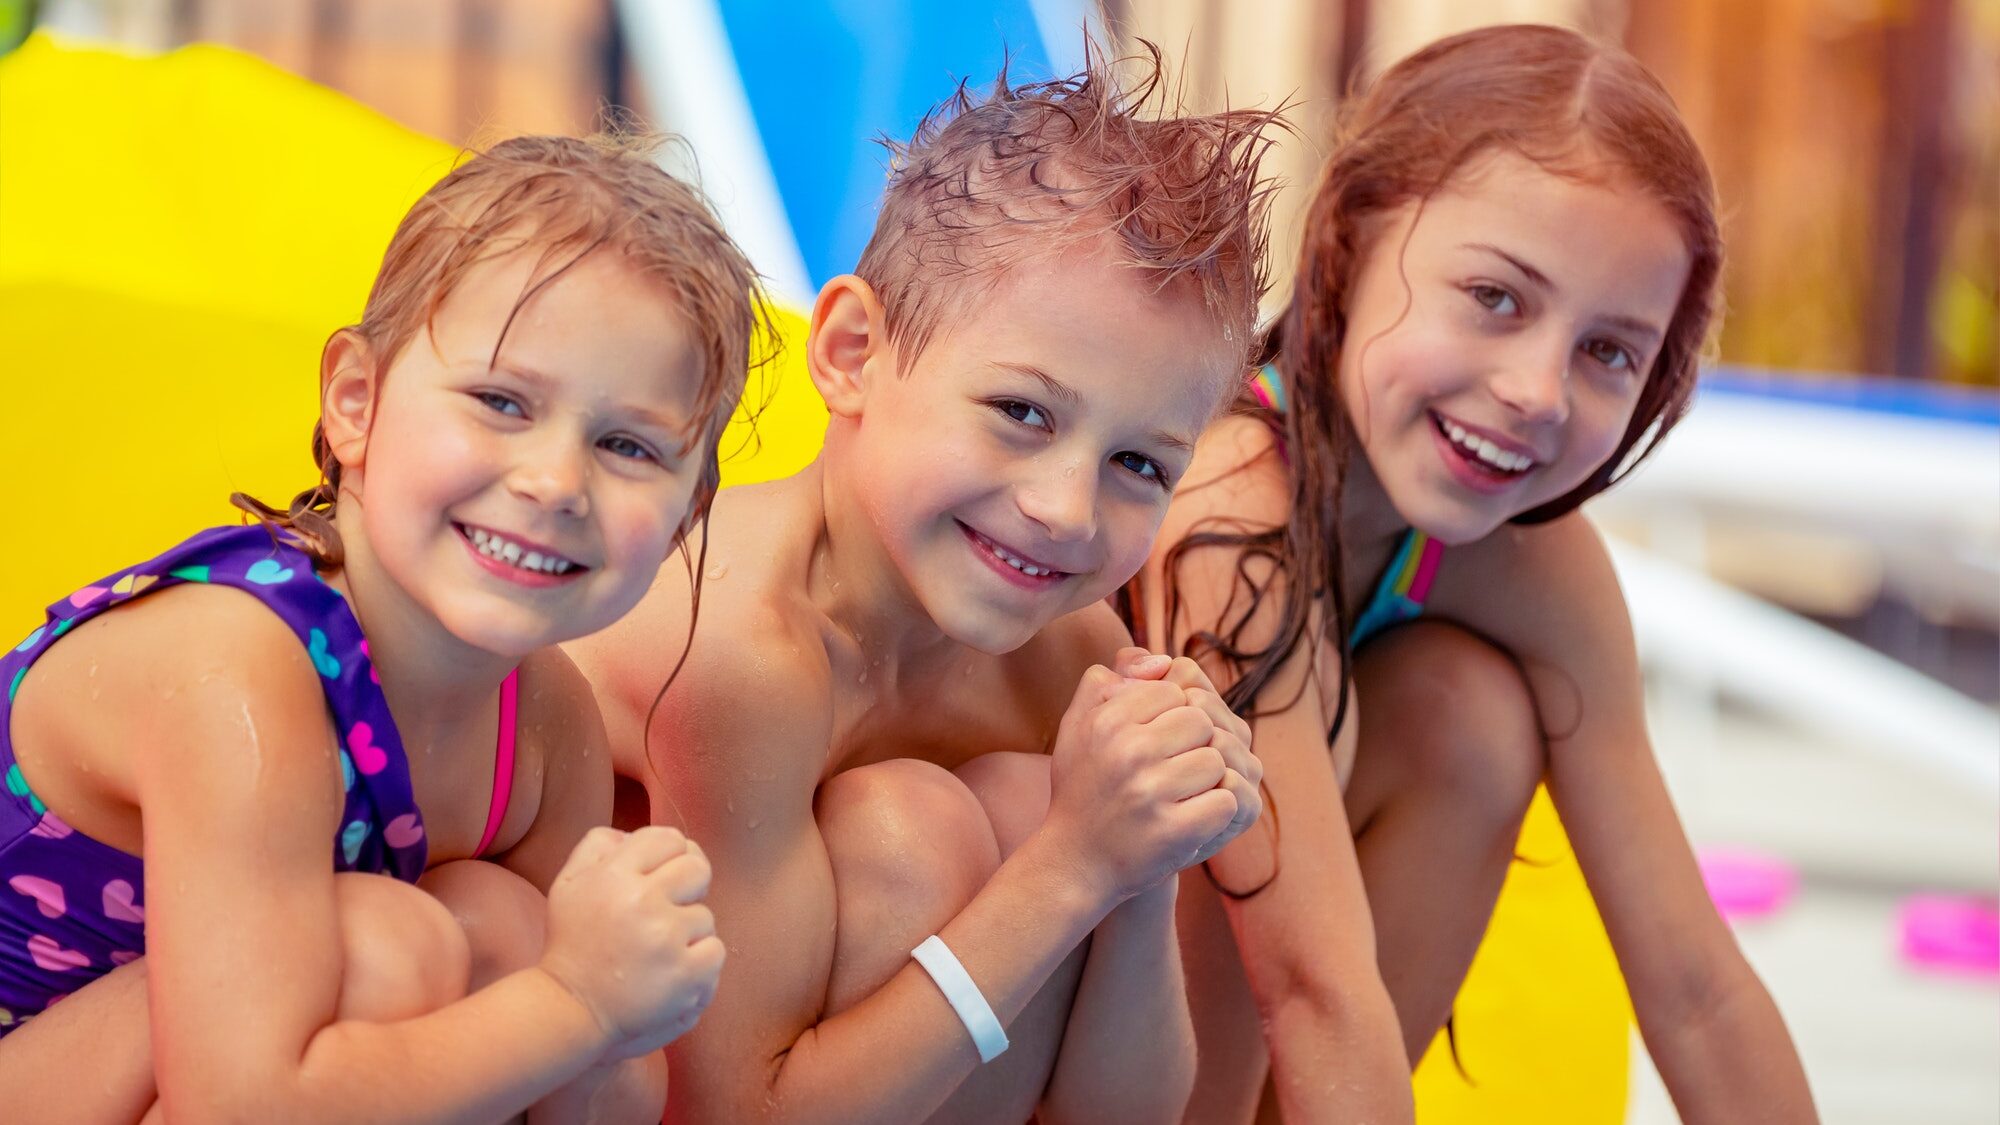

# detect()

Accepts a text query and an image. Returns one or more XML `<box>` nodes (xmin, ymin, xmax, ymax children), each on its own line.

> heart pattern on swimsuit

<box><xmin>68</xmin><ymin>587</ymin><xmax>108</xmax><ymax>609</ymax></box>
<box><xmin>28</xmin><ymin>812</ymin><xmax>72</xmax><ymax>839</ymax></box>
<box><xmin>110</xmin><ymin>574</ymin><xmax>157</xmax><ymax>598</ymax></box>
<box><xmin>308</xmin><ymin>629</ymin><xmax>341</xmax><ymax>678</ymax></box>
<box><xmin>341</xmin><ymin>819</ymin><xmax>370</xmax><ymax>865</ymax></box>
<box><xmin>384</xmin><ymin>813</ymin><xmax>425</xmax><ymax>849</ymax></box>
<box><xmin>169</xmin><ymin>565</ymin><xmax>210</xmax><ymax>583</ymax></box>
<box><xmin>246</xmin><ymin>559</ymin><xmax>294</xmax><ymax>585</ymax></box>
<box><xmin>5</xmin><ymin>764</ymin><xmax>46</xmax><ymax>815</ymax></box>
<box><xmin>102</xmin><ymin>880</ymin><xmax>144</xmax><ymax>924</ymax></box>
<box><xmin>26</xmin><ymin>934</ymin><xmax>88</xmax><ymax>972</ymax></box>
<box><xmin>348</xmin><ymin>722</ymin><xmax>387</xmax><ymax>775</ymax></box>
<box><xmin>14</xmin><ymin>626</ymin><xmax>43</xmax><ymax>653</ymax></box>
<box><xmin>8</xmin><ymin>875</ymin><xmax>65</xmax><ymax>918</ymax></box>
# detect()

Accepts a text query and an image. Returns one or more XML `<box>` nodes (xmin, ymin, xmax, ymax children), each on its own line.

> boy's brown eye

<box><xmin>994</xmin><ymin>399</ymin><xmax>1049</xmax><ymax>429</ymax></box>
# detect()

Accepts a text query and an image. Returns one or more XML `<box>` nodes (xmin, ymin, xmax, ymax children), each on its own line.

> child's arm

<box><xmin>493</xmin><ymin>650</ymin><xmax>669</xmax><ymax>1125</ymax></box>
<box><xmin>1137</xmin><ymin>415</ymin><xmax>1416</xmax><ymax>1123</ymax></box>
<box><xmin>1457</xmin><ymin>516</ymin><xmax>1818</xmax><ymax>1124</ymax></box>
<box><xmin>1036</xmin><ymin>622</ymin><xmax>1253</xmax><ymax>1124</ymax></box>
<box><xmin>577</xmin><ymin>595</ymin><xmax>1237</xmax><ymax>1125</ymax></box>
<box><xmin>105</xmin><ymin>588</ymin><xmax>699</xmax><ymax>1124</ymax></box>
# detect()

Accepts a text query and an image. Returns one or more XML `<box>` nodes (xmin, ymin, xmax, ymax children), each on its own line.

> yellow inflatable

<box><xmin>0</xmin><ymin>32</ymin><xmax>1628</xmax><ymax>1121</ymax></box>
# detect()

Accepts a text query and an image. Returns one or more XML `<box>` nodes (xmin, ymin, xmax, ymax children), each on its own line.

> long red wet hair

<box><xmin>1160</xmin><ymin>24</ymin><xmax>1722</xmax><ymax>727</ymax></box>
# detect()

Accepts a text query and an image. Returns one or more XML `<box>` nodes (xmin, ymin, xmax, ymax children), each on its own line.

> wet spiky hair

<box><xmin>855</xmin><ymin>39</ymin><xmax>1286</xmax><ymax>371</ymax></box>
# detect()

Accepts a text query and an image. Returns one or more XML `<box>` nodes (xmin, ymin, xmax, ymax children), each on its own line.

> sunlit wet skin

<box><xmin>0</xmin><ymin>872</ymin><xmax>474</xmax><ymax>1123</ymax></box>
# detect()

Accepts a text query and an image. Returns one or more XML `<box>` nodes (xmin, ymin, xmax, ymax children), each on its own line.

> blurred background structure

<box><xmin>4</xmin><ymin>1</ymin><xmax>1997</xmax><ymax>1122</ymax></box>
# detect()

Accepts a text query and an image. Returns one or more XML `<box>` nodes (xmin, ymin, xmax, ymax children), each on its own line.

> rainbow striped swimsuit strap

<box><xmin>1245</xmin><ymin>364</ymin><xmax>1287</xmax><ymax>413</ymax></box>
<box><xmin>1348</xmin><ymin>528</ymin><xmax>1444</xmax><ymax>649</ymax></box>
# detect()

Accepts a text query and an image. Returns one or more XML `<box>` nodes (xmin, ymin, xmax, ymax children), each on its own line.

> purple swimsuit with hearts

<box><xmin>0</xmin><ymin>525</ymin><xmax>429</xmax><ymax>1035</ymax></box>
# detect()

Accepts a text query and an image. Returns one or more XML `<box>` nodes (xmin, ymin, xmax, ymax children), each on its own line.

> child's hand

<box><xmin>1043</xmin><ymin>655</ymin><xmax>1240</xmax><ymax>905</ymax></box>
<box><xmin>1113</xmin><ymin>648</ymin><xmax>1262</xmax><ymax>864</ymax></box>
<box><xmin>538</xmin><ymin>826</ymin><xmax>727</xmax><ymax>1060</ymax></box>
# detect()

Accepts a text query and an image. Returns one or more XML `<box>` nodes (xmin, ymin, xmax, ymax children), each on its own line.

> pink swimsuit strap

<box><xmin>475</xmin><ymin>669</ymin><xmax>520</xmax><ymax>859</ymax></box>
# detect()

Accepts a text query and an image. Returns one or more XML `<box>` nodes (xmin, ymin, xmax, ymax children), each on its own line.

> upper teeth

<box><xmin>467</xmin><ymin>527</ymin><xmax>576</xmax><ymax>575</ymax></box>
<box><xmin>988</xmin><ymin>538</ymin><xmax>1057</xmax><ymax>578</ymax></box>
<box><xmin>1442</xmin><ymin>419</ymin><xmax>1534</xmax><ymax>473</ymax></box>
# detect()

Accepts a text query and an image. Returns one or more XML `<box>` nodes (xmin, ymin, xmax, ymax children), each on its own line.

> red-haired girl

<box><xmin>1131</xmin><ymin>25</ymin><xmax>1816</xmax><ymax>1124</ymax></box>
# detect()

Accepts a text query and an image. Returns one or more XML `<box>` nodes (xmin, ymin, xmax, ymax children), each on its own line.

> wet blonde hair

<box><xmin>237</xmin><ymin>129</ymin><xmax>773</xmax><ymax>565</ymax></box>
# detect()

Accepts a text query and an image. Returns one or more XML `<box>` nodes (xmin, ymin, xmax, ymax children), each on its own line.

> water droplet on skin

<box><xmin>1063</xmin><ymin>464</ymin><xmax>1076</xmax><ymax>479</ymax></box>
<box><xmin>706</xmin><ymin>562</ymin><xmax>729</xmax><ymax>581</ymax></box>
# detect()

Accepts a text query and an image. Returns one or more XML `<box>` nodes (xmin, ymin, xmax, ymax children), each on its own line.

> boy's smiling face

<box><xmin>814</xmin><ymin>244</ymin><xmax>1238</xmax><ymax>654</ymax></box>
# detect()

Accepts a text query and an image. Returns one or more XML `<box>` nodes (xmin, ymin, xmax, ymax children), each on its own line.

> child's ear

<box><xmin>320</xmin><ymin>329</ymin><xmax>381</xmax><ymax>472</ymax></box>
<box><xmin>808</xmin><ymin>274</ymin><xmax>892</xmax><ymax>418</ymax></box>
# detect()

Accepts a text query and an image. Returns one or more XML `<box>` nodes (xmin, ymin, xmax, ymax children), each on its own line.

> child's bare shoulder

<box><xmin>33</xmin><ymin>581</ymin><xmax>319</xmax><ymax>716</ymax></box>
<box><xmin>14</xmin><ymin>582</ymin><xmax>333</xmax><ymax>806</ymax></box>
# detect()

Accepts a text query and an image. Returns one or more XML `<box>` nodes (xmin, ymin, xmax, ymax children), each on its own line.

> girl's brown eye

<box><xmin>1469</xmin><ymin>284</ymin><xmax>1519</xmax><ymax>316</ymax></box>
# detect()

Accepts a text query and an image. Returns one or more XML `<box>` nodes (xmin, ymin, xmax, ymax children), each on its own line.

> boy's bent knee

<box><xmin>334</xmin><ymin>873</ymin><xmax>471</xmax><ymax>1022</ymax></box>
<box><xmin>817</xmin><ymin>758</ymin><xmax>1002</xmax><ymax>906</ymax></box>
<box><xmin>954</xmin><ymin>751</ymin><xmax>1052</xmax><ymax>858</ymax></box>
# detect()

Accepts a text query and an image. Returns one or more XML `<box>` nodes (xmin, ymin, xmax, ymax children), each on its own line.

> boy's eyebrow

<box><xmin>1464</xmin><ymin>243</ymin><xmax>1666</xmax><ymax>345</ymax></box>
<box><xmin>994</xmin><ymin>360</ymin><xmax>1196</xmax><ymax>452</ymax></box>
<box><xmin>991</xmin><ymin>361</ymin><xmax>1079</xmax><ymax>404</ymax></box>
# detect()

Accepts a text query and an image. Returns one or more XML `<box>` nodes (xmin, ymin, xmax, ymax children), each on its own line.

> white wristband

<box><xmin>911</xmin><ymin>934</ymin><xmax>1009</xmax><ymax>1063</ymax></box>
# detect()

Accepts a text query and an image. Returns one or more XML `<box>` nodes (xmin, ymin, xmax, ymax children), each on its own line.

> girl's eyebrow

<box><xmin>1464</xmin><ymin>242</ymin><xmax>1552</xmax><ymax>290</ymax></box>
<box><xmin>491</xmin><ymin>360</ymin><xmax>692</xmax><ymax>433</ymax></box>
<box><xmin>1463</xmin><ymin>243</ymin><xmax>1666</xmax><ymax>345</ymax></box>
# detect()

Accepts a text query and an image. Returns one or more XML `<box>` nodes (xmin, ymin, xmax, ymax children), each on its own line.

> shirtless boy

<box><xmin>571</xmin><ymin>51</ymin><xmax>1280</xmax><ymax>1124</ymax></box>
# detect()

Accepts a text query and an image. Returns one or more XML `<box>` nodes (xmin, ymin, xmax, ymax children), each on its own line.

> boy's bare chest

<box><xmin>818</xmin><ymin>665</ymin><xmax>1059</xmax><ymax>780</ymax></box>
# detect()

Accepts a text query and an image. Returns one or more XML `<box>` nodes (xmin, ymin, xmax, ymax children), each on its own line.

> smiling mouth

<box><xmin>1431</xmin><ymin>412</ymin><xmax>1538</xmax><ymax>477</ymax></box>
<box><xmin>957</xmin><ymin>521</ymin><xmax>1072</xmax><ymax>587</ymax></box>
<box><xmin>454</xmin><ymin>522</ymin><xmax>586</xmax><ymax>577</ymax></box>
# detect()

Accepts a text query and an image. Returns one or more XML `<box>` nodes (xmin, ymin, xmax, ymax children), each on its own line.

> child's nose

<box><xmin>1015</xmin><ymin>459</ymin><xmax>1097</xmax><ymax>543</ymax></box>
<box><xmin>508</xmin><ymin>435</ymin><xmax>592</xmax><ymax>517</ymax></box>
<box><xmin>1491</xmin><ymin>339</ymin><xmax>1571</xmax><ymax>426</ymax></box>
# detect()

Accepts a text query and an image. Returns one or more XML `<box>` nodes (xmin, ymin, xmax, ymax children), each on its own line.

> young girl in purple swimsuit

<box><xmin>0</xmin><ymin>132</ymin><xmax>765</xmax><ymax>1123</ymax></box>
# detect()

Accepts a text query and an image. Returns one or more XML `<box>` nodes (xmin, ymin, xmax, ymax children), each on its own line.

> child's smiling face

<box><xmin>1338</xmin><ymin>149</ymin><xmax>1692</xmax><ymax>543</ymax></box>
<box><xmin>826</xmin><ymin>243</ymin><xmax>1238</xmax><ymax>655</ymax></box>
<box><xmin>331</xmin><ymin>246</ymin><xmax>710</xmax><ymax>657</ymax></box>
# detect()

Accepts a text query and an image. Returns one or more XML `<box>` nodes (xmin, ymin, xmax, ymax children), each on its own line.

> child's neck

<box><xmin>1337</xmin><ymin>452</ymin><xmax>1414</xmax><ymax>610</ymax></box>
<box><xmin>323</xmin><ymin>508</ymin><xmax>517</xmax><ymax>746</ymax></box>
<box><xmin>802</xmin><ymin>456</ymin><xmax>969</xmax><ymax>677</ymax></box>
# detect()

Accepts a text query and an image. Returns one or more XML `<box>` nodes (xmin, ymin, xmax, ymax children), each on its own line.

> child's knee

<box><xmin>1364</xmin><ymin>621</ymin><xmax>1545</xmax><ymax>817</ymax></box>
<box><xmin>817</xmin><ymin>759</ymin><xmax>1002</xmax><ymax>906</ymax></box>
<box><xmin>418</xmin><ymin>859</ymin><xmax>549</xmax><ymax>989</ymax></box>
<box><xmin>333</xmin><ymin>873</ymin><xmax>471</xmax><ymax>1022</ymax></box>
<box><xmin>953</xmin><ymin>751</ymin><xmax>1052</xmax><ymax>858</ymax></box>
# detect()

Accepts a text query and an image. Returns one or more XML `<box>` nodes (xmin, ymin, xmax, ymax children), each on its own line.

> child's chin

<box><xmin>938</xmin><ymin>606</ymin><xmax>1045</xmax><ymax>657</ymax></box>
